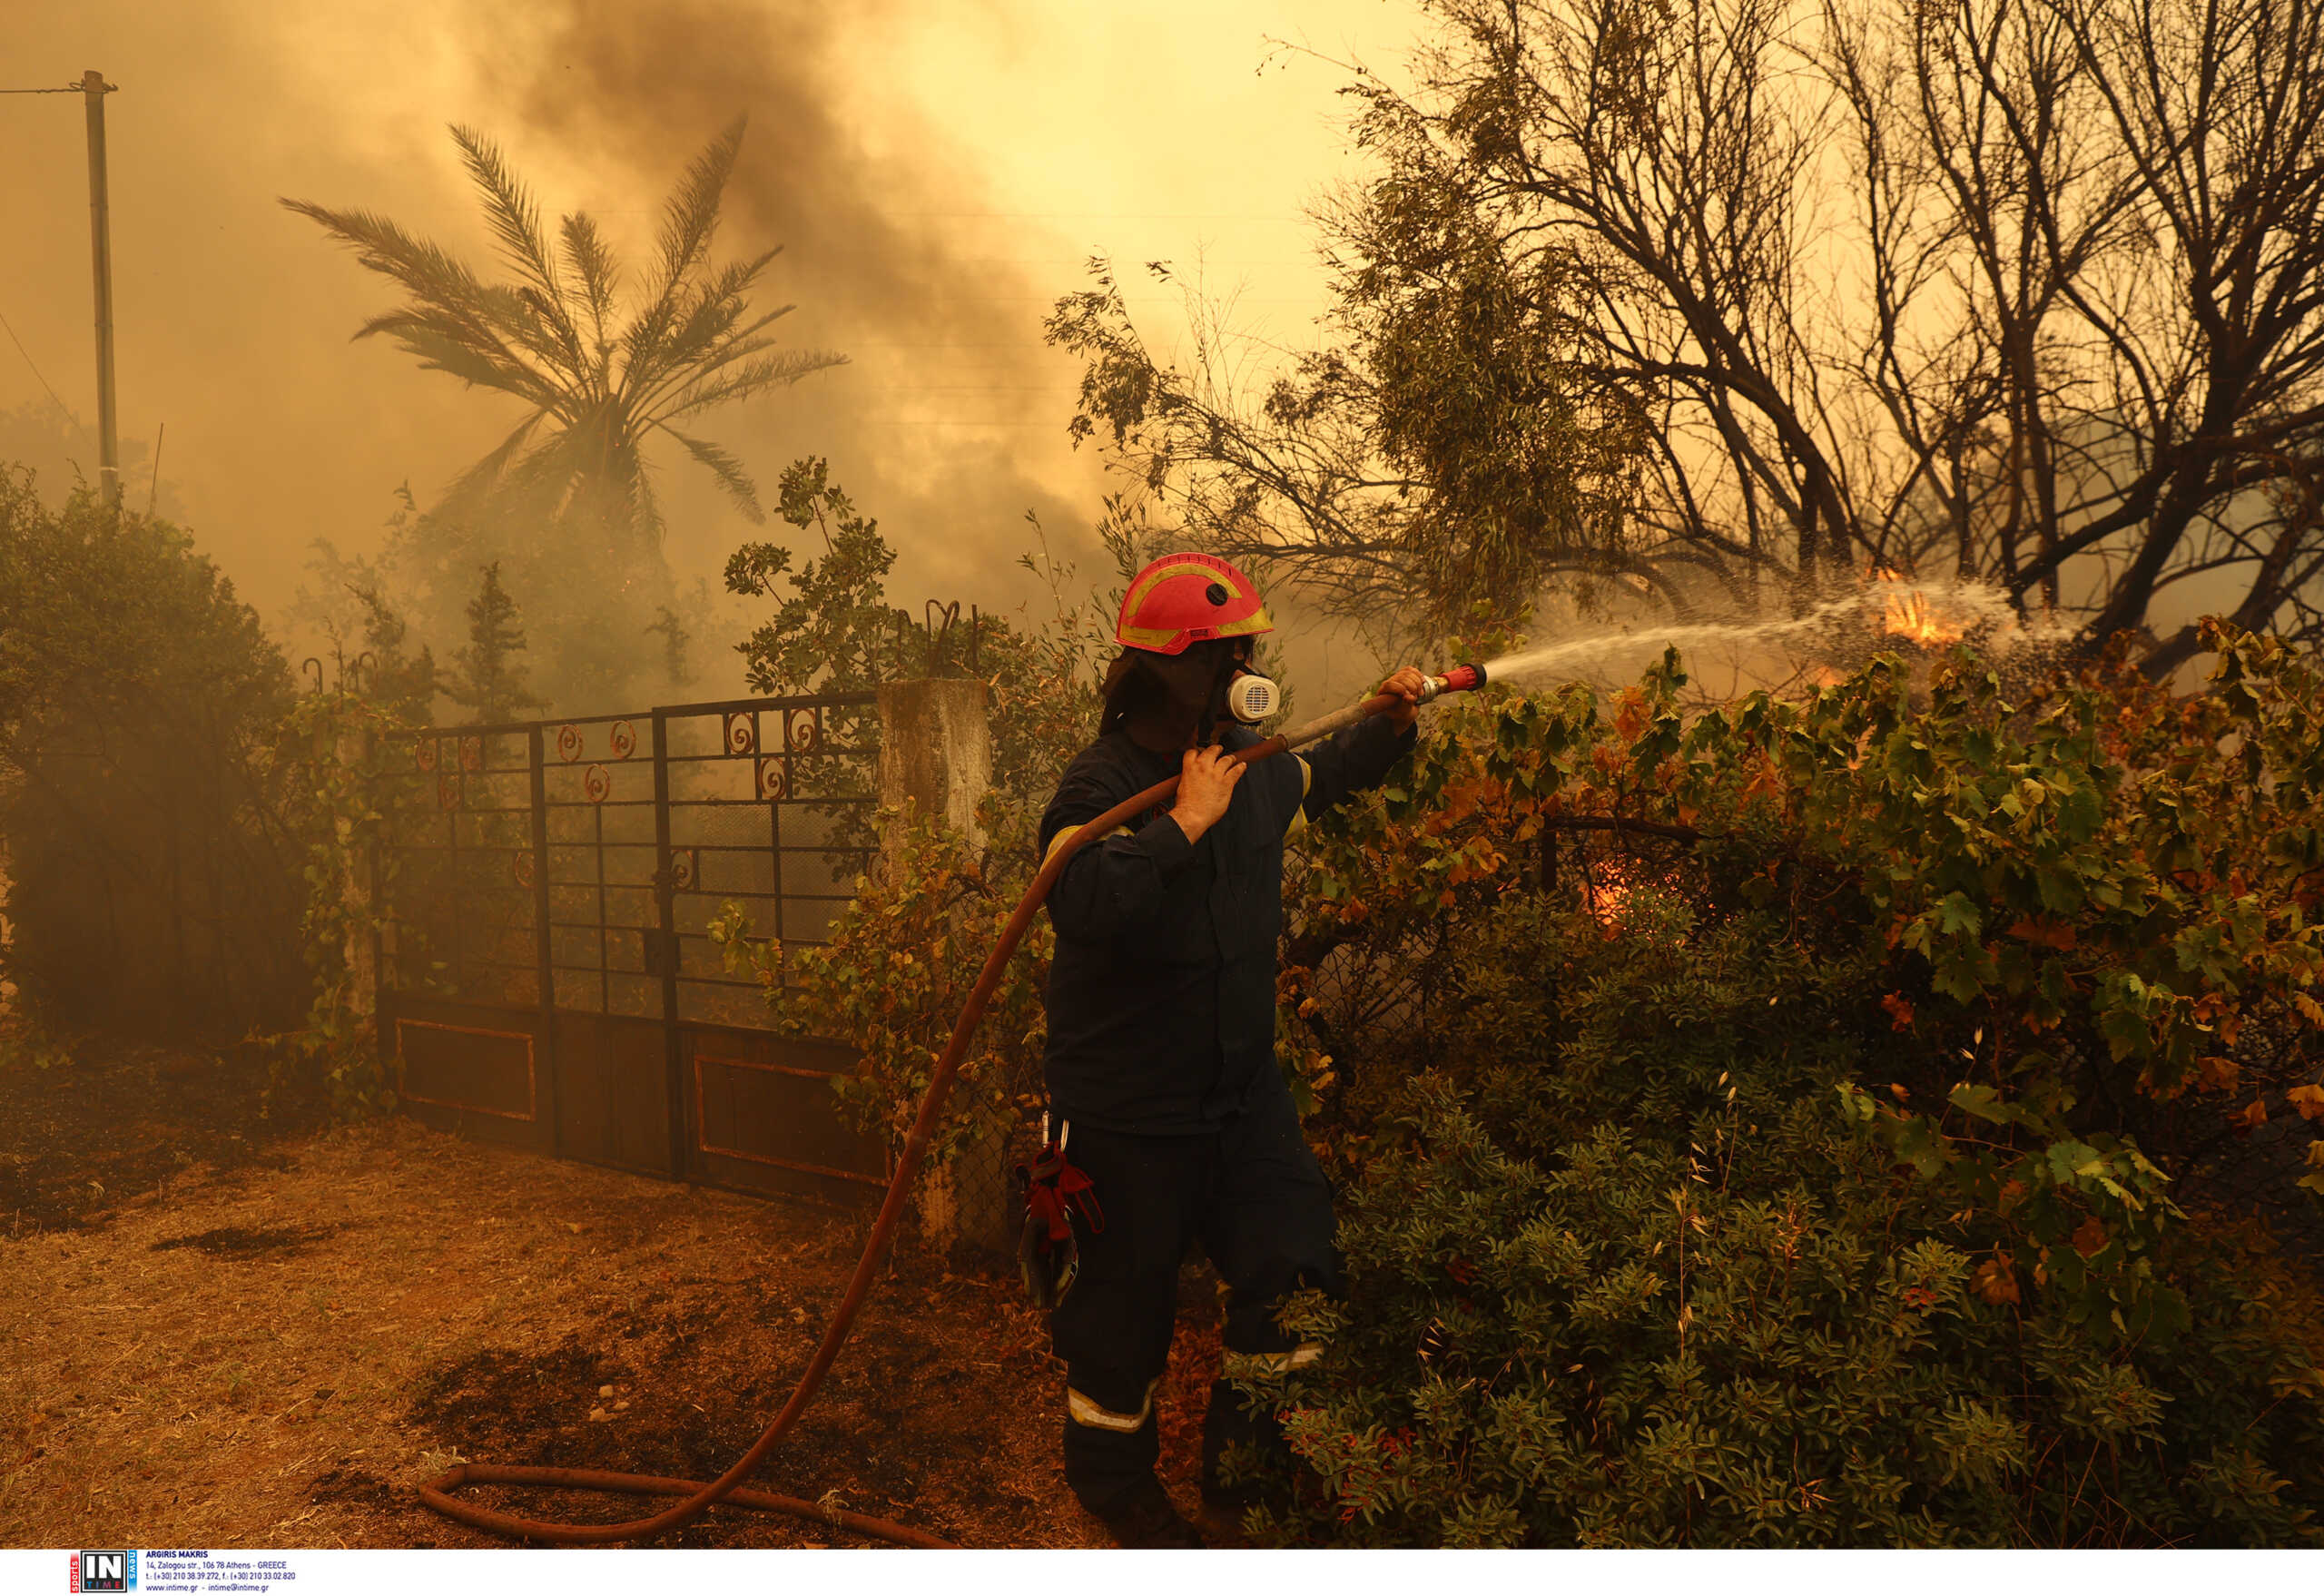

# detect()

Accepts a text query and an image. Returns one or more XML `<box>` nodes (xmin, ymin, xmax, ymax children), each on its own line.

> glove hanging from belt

<box><xmin>1015</xmin><ymin>1114</ymin><xmax>1103</xmax><ymax>1309</ymax></box>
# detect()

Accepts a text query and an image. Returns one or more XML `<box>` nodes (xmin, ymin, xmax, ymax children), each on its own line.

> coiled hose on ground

<box><xmin>418</xmin><ymin>672</ymin><xmax>1481</xmax><ymax>1547</ymax></box>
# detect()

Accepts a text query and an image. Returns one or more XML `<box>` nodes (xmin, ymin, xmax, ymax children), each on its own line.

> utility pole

<box><xmin>82</xmin><ymin>68</ymin><xmax>119</xmax><ymax>509</ymax></box>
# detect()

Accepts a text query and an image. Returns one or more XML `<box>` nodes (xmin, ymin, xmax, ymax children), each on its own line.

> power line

<box><xmin>2</xmin><ymin>80</ymin><xmax>101</xmax><ymax>419</ymax></box>
<box><xmin>0</xmin><ymin>303</ymin><xmax>71</xmax><ymax>416</ymax></box>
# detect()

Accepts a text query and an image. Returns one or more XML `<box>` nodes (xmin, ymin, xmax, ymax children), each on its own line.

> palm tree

<box><xmin>284</xmin><ymin>117</ymin><xmax>841</xmax><ymax>549</ymax></box>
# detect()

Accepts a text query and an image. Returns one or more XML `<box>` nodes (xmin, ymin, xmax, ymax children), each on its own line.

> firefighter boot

<box><xmin>1088</xmin><ymin>1474</ymin><xmax>1203</xmax><ymax>1549</ymax></box>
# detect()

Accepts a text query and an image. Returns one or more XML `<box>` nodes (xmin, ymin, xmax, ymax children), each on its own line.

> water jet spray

<box><xmin>1474</xmin><ymin>579</ymin><xmax>2037</xmax><ymax>690</ymax></box>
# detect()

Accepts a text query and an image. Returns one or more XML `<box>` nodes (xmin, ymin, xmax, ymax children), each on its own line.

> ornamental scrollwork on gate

<box><xmin>783</xmin><ymin>705</ymin><xmax>822</xmax><ymax>754</ymax></box>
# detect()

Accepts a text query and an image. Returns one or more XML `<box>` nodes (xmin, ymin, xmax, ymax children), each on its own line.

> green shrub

<box><xmin>1246</xmin><ymin>630</ymin><xmax>2324</xmax><ymax>1545</ymax></box>
<box><xmin>1247</xmin><ymin>892</ymin><xmax>2323</xmax><ymax>1544</ymax></box>
<box><xmin>715</xmin><ymin>484</ymin><xmax>1108</xmax><ymax>1187</ymax></box>
<box><xmin>714</xmin><ymin>797</ymin><xmax>1051</xmax><ymax>1175</ymax></box>
<box><xmin>0</xmin><ymin>470</ymin><xmax>307</xmax><ymax>1032</ymax></box>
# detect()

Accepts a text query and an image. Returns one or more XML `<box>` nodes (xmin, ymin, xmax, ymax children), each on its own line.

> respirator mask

<box><xmin>1194</xmin><ymin>648</ymin><xmax>1280</xmax><ymax>741</ymax></box>
<box><xmin>1217</xmin><ymin>665</ymin><xmax>1280</xmax><ymax>725</ymax></box>
<box><xmin>1144</xmin><ymin>640</ymin><xmax>1280</xmax><ymax>741</ymax></box>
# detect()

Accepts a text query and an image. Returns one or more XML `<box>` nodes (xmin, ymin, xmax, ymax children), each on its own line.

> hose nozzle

<box><xmin>1416</xmin><ymin>662</ymin><xmax>1488</xmax><ymax>704</ymax></box>
<box><xmin>1278</xmin><ymin>663</ymin><xmax>1492</xmax><ymax>752</ymax></box>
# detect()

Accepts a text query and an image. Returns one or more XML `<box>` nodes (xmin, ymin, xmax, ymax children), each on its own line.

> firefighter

<box><xmin>1036</xmin><ymin>552</ymin><xmax>1424</xmax><ymax>1547</ymax></box>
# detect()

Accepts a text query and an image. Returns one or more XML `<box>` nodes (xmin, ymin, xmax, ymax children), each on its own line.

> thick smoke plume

<box><xmin>2</xmin><ymin>0</ymin><xmax>1099</xmax><ymax>712</ymax></box>
<box><xmin>464</xmin><ymin>0</ymin><xmax>1096</xmax><ymax>662</ymax></box>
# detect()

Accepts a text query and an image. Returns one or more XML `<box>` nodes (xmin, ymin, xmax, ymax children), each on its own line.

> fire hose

<box><xmin>417</xmin><ymin>664</ymin><xmax>1488</xmax><ymax>1548</ymax></box>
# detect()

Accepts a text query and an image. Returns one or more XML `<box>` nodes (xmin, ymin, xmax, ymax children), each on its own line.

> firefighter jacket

<box><xmin>1037</xmin><ymin>714</ymin><xmax>1415</xmax><ymax>1135</ymax></box>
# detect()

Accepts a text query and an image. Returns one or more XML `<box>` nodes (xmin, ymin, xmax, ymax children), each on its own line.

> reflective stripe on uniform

<box><xmin>1068</xmin><ymin>1379</ymin><xmax>1158</xmax><ymax>1433</ymax></box>
<box><xmin>1221</xmin><ymin>1341</ymin><xmax>1326</xmax><ymax>1381</ymax></box>
<box><xmin>1044</xmin><ymin>823</ymin><xmax>1134</xmax><ymax>866</ymax></box>
<box><xmin>1285</xmin><ymin>756</ymin><xmax>1313</xmax><ymax>839</ymax></box>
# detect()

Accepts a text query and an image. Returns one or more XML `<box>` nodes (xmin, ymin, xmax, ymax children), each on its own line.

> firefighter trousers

<box><xmin>1048</xmin><ymin>1070</ymin><xmax>1341</xmax><ymax>1512</ymax></box>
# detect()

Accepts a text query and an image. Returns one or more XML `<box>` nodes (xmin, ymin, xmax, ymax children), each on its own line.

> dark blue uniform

<box><xmin>1036</xmin><ymin>714</ymin><xmax>1414</xmax><ymax>1512</ymax></box>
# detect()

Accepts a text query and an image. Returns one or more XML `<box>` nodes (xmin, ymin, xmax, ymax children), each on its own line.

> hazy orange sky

<box><xmin>1</xmin><ymin>1</ymin><xmax>1425</xmax><ymax>690</ymax></box>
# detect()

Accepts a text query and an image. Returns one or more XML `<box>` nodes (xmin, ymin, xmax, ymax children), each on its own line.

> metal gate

<box><xmin>371</xmin><ymin>692</ymin><xmax>888</xmax><ymax>1204</ymax></box>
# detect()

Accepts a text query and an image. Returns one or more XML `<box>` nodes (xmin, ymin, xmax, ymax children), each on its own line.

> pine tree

<box><xmin>349</xmin><ymin>581</ymin><xmax>438</xmax><ymax>723</ymax></box>
<box><xmin>446</xmin><ymin>562</ymin><xmax>543</xmax><ymax>722</ymax></box>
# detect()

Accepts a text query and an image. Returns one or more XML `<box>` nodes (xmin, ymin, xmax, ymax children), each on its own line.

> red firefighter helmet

<box><xmin>1114</xmin><ymin>552</ymin><xmax>1274</xmax><ymax>655</ymax></box>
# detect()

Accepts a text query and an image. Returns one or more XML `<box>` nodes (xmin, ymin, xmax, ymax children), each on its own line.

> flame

<box><xmin>1583</xmin><ymin>856</ymin><xmax>1634</xmax><ymax>932</ymax></box>
<box><xmin>1870</xmin><ymin>566</ymin><xmax>1966</xmax><ymax>645</ymax></box>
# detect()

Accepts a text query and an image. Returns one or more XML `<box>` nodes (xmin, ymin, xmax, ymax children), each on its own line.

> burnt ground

<box><xmin>0</xmin><ymin>1019</ymin><xmax>329</xmax><ymax>1234</ymax></box>
<box><xmin>0</xmin><ymin>1021</ymin><xmax>1227</xmax><ymax>1549</ymax></box>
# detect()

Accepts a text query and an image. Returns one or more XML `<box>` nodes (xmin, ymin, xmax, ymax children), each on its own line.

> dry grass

<box><xmin>0</xmin><ymin>1112</ymin><xmax>1228</xmax><ymax>1549</ymax></box>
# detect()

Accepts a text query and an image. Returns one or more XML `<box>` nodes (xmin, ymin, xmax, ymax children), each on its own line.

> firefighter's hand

<box><xmin>1172</xmin><ymin>744</ymin><xmax>1246</xmax><ymax>842</ymax></box>
<box><xmin>1377</xmin><ymin>665</ymin><xmax>1428</xmax><ymax>730</ymax></box>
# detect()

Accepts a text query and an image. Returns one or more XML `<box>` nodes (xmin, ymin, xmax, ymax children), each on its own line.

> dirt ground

<box><xmin>0</xmin><ymin>1023</ymin><xmax>1226</xmax><ymax>1550</ymax></box>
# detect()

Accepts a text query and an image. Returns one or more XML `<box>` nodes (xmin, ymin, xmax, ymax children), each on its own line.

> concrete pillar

<box><xmin>873</xmin><ymin>677</ymin><xmax>993</xmax><ymax>862</ymax></box>
<box><xmin>872</xmin><ymin>677</ymin><xmax>994</xmax><ymax>1251</ymax></box>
